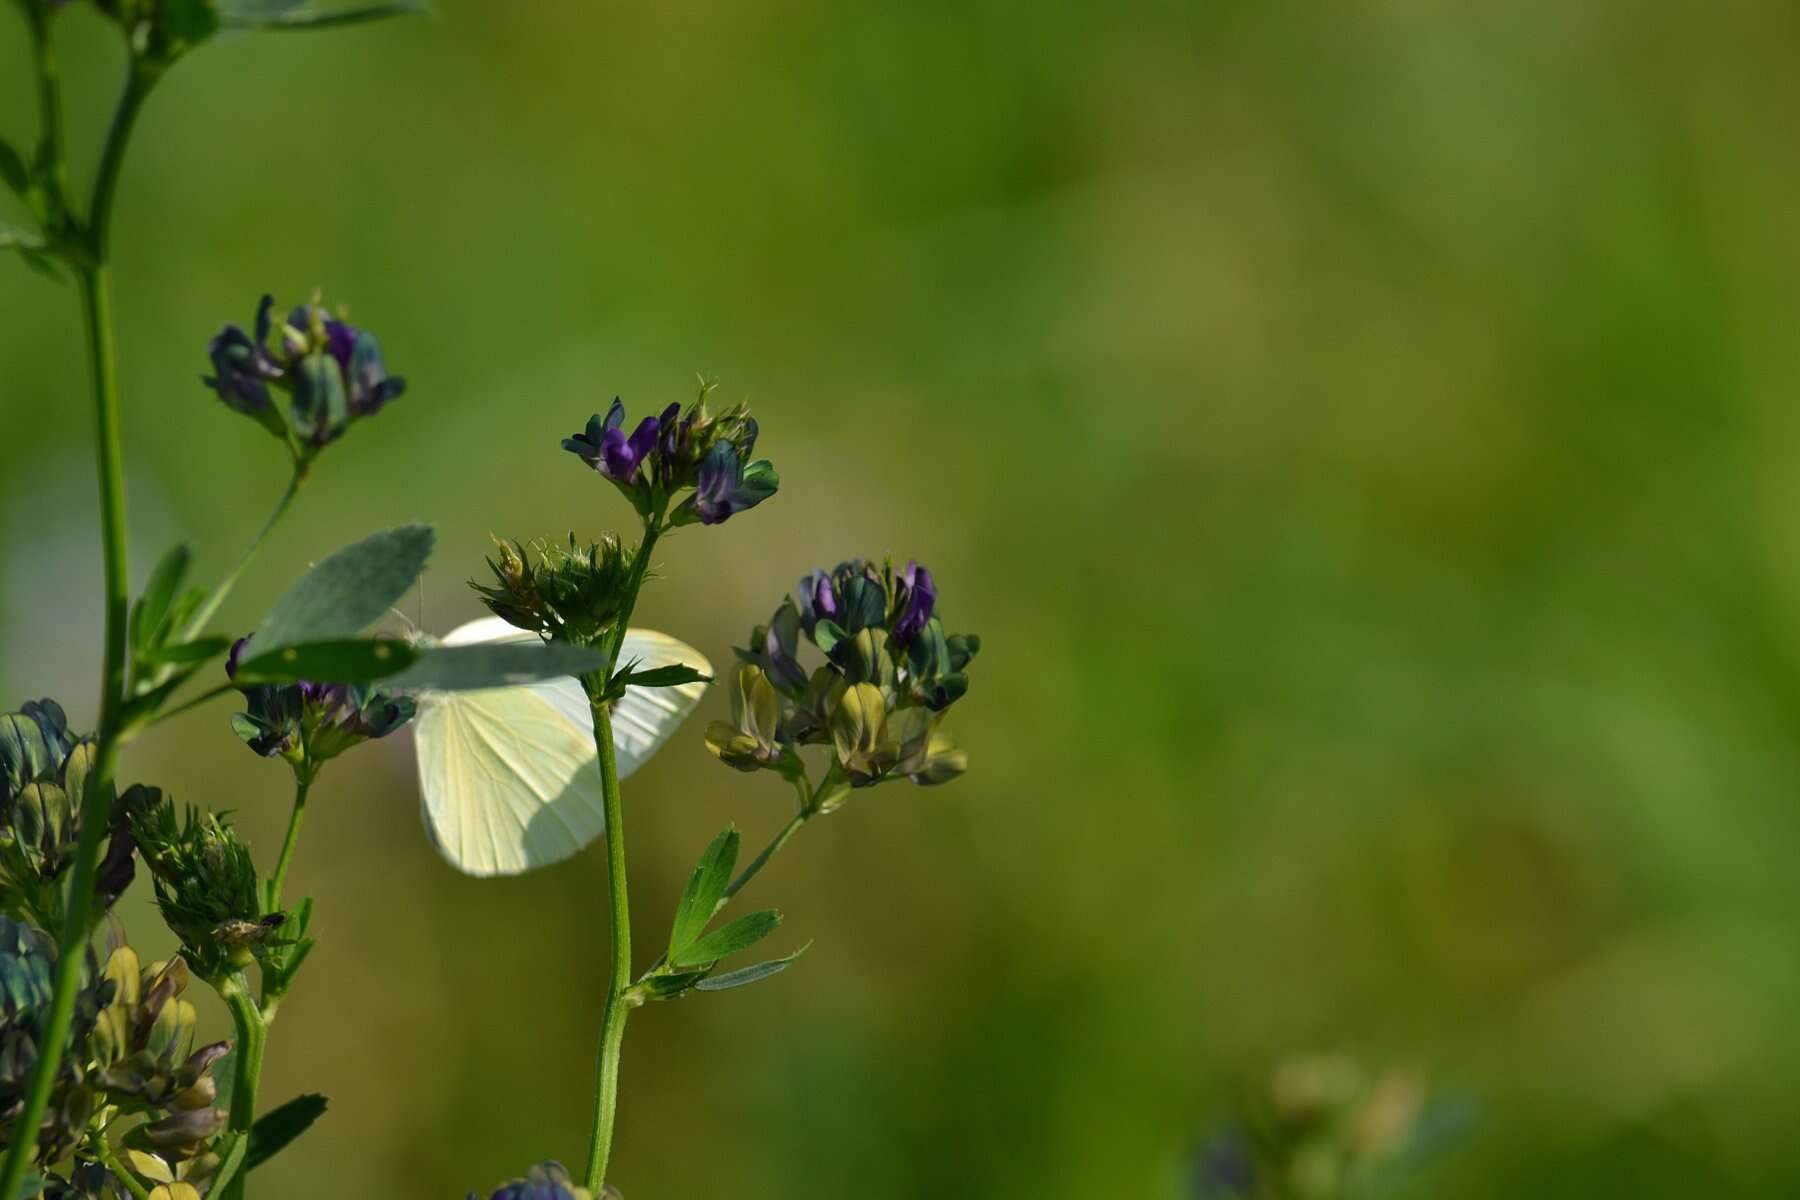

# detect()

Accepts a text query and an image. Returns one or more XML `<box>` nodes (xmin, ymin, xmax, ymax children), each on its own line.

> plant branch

<box><xmin>581</xmin><ymin>517</ymin><xmax>663</xmax><ymax>1192</ymax></box>
<box><xmin>0</xmin><ymin>264</ymin><xmax>131</xmax><ymax>1200</ymax></box>
<box><xmin>89</xmin><ymin>1132</ymin><xmax>153</xmax><ymax>1200</ymax></box>
<box><xmin>266</xmin><ymin>772</ymin><xmax>312</xmax><ymax>914</ymax></box>
<box><xmin>182</xmin><ymin>462</ymin><xmax>309</xmax><ymax>640</ymax></box>
<box><xmin>218</xmin><ymin>974</ymin><xmax>267</xmax><ymax>1200</ymax></box>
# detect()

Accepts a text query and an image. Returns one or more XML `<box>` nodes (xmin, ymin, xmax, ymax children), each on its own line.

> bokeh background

<box><xmin>5</xmin><ymin>1</ymin><xmax>1800</xmax><ymax>1195</ymax></box>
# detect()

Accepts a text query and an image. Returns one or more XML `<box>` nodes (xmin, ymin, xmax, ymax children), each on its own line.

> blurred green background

<box><xmin>5</xmin><ymin>1</ymin><xmax>1800</xmax><ymax>1195</ymax></box>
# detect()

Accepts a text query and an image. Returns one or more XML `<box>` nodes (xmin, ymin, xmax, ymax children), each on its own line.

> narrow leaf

<box><xmin>381</xmin><ymin>642</ymin><xmax>606</xmax><ymax>691</ymax></box>
<box><xmin>694</xmin><ymin>941</ymin><xmax>811</xmax><ymax>992</ymax></box>
<box><xmin>236</xmin><ymin>639</ymin><xmax>417</xmax><ymax>684</ymax></box>
<box><xmin>0</xmin><ymin>140</ymin><xmax>27</xmax><ymax>199</ymax></box>
<box><xmin>638</xmin><ymin>970</ymin><xmax>710</xmax><ymax>999</ymax></box>
<box><xmin>225</xmin><ymin>0</ymin><xmax>428</xmax><ymax>30</ymax></box>
<box><xmin>141</xmin><ymin>635</ymin><xmax>232</xmax><ymax>668</ymax></box>
<box><xmin>245</xmin><ymin>1093</ymin><xmax>328</xmax><ymax>1172</ymax></box>
<box><xmin>668</xmin><ymin>828</ymin><xmax>739</xmax><ymax>959</ymax></box>
<box><xmin>133</xmin><ymin>545</ymin><xmax>192</xmax><ymax>653</ymax></box>
<box><xmin>621</xmin><ymin>663</ymin><xmax>712</xmax><ymax>689</ymax></box>
<box><xmin>253</xmin><ymin>524</ymin><xmax>433</xmax><ymax>652</ymax></box>
<box><xmin>672</xmin><ymin>908</ymin><xmax>780</xmax><ymax>968</ymax></box>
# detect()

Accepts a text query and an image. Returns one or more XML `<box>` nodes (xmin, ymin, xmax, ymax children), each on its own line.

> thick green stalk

<box><xmin>0</xmin><ymin>265</ymin><xmax>130</xmax><ymax>1200</ymax></box>
<box><xmin>0</xmin><ymin>44</ymin><xmax>157</xmax><ymax>1197</ymax></box>
<box><xmin>582</xmin><ymin>700</ymin><xmax>634</xmax><ymax>1191</ymax></box>
<box><xmin>581</xmin><ymin>521</ymin><xmax>662</xmax><ymax>1190</ymax></box>
<box><xmin>219</xmin><ymin>973</ymin><xmax>268</xmax><ymax>1200</ymax></box>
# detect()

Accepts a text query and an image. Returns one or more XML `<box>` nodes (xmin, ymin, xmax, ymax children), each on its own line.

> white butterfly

<box><xmin>412</xmin><ymin>616</ymin><xmax>711</xmax><ymax>877</ymax></box>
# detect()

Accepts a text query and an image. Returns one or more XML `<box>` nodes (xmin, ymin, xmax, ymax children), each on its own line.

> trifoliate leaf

<box><xmin>253</xmin><ymin>524</ymin><xmax>434</xmax><ymax>652</ymax></box>
<box><xmin>235</xmin><ymin>639</ymin><xmax>417</xmax><ymax>684</ymax></box>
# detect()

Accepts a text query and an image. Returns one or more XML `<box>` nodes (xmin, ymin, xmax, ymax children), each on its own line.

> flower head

<box><xmin>202</xmin><ymin>293</ymin><xmax>407</xmax><ymax>455</ymax></box>
<box><xmin>562</xmin><ymin>382</ymin><xmax>778</xmax><ymax>527</ymax></box>
<box><xmin>709</xmin><ymin>559</ymin><xmax>978</xmax><ymax>803</ymax></box>
<box><xmin>225</xmin><ymin>636</ymin><xmax>415</xmax><ymax>771</ymax></box>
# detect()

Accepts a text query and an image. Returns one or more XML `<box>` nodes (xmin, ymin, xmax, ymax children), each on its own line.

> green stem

<box><xmin>0</xmin><ymin>266</ymin><xmax>130</xmax><ymax>1200</ymax></box>
<box><xmin>581</xmin><ymin>518</ymin><xmax>662</xmax><ymax>1192</ymax></box>
<box><xmin>582</xmin><ymin>700</ymin><xmax>635</xmax><ymax>1191</ymax></box>
<box><xmin>181</xmin><ymin>464</ymin><xmax>308</xmax><ymax>640</ymax></box>
<box><xmin>23</xmin><ymin>5</ymin><xmax>69</xmax><ymax>227</ymax></box>
<box><xmin>85</xmin><ymin>61</ymin><xmax>158</xmax><ymax>261</ymax></box>
<box><xmin>219</xmin><ymin>975</ymin><xmax>267</xmax><ymax>1200</ymax></box>
<box><xmin>265</xmin><ymin>773</ymin><xmax>311</xmax><ymax>914</ymax></box>
<box><xmin>89</xmin><ymin>1133</ymin><xmax>153</xmax><ymax>1200</ymax></box>
<box><xmin>0</xmin><ymin>46</ymin><xmax>158</xmax><ymax>1199</ymax></box>
<box><xmin>147</xmin><ymin>680</ymin><xmax>237</xmax><ymax>727</ymax></box>
<box><xmin>722</xmin><ymin>808</ymin><xmax>809</xmax><ymax>911</ymax></box>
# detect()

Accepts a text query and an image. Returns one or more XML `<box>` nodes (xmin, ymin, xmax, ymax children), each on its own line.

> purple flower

<box><xmin>226</xmin><ymin>635</ymin><xmax>414</xmax><ymax>766</ymax></box>
<box><xmin>797</xmin><ymin>569</ymin><xmax>839</xmax><ymax>633</ymax></box>
<box><xmin>684</xmin><ymin>441</ymin><xmax>780</xmax><ymax>525</ymax></box>
<box><xmin>202</xmin><ymin>295</ymin><xmax>280</xmax><ymax>415</ymax></box>
<box><xmin>289</xmin><ymin>303</ymin><xmax>407</xmax><ymax>419</ymax></box>
<box><xmin>891</xmin><ymin>560</ymin><xmax>936</xmax><ymax>646</ymax></box>
<box><xmin>563</xmin><ymin>398</ymin><xmax>662</xmax><ymax>482</ymax></box>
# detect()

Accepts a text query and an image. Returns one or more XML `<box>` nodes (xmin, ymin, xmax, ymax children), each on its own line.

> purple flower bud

<box><xmin>225</xmin><ymin>636</ymin><xmax>251</xmax><ymax>679</ymax></box>
<box><xmin>891</xmin><ymin>560</ymin><xmax>937</xmax><ymax>647</ymax></box>
<box><xmin>202</xmin><ymin>295</ymin><xmax>281</xmax><ymax>416</ymax></box>
<box><xmin>797</xmin><ymin>569</ymin><xmax>839</xmax><ymax>632</ymax></box>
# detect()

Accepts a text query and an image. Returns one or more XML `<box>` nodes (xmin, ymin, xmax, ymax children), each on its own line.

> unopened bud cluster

<box><xmin>474</xmin><ymin>534</ymin><xmax>637</xmax><ymax>648</ymax></box>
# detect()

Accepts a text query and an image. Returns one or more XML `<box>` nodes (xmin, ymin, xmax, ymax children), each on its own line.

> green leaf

<box><xmin>245</xmin><ymin>1093</ymin><xmax>328</xmax><ymax>1172</ymax></box>
<box><xmin>141</xmin><ymin>635</ymin><xmax>233</xmax><ymax>667</ymax></box>
<box><xmin>163</xmin><ymin>0</ymin><xmax>223</xmax><ymax>43</ymax></box>
<box><xmin>671</xmin><ymin>908</ymin><xmax>780</xmax><ymax>968</ymax></box>
<box><xmin>253</xmin><ymin>524</ymin><xmax>434</xmax><ymax>652</ymax></box>
<box><xmin>0</xmin><ymin>140</ymin><xmax>27</xmax><ymax>201</ymax></box>
<box><xmin>235</xmin><ymin>639</ymin><xmax>417</xmax><ymax>684</ymax></box>
<box><xmin>668</xmin><ymin>828</ymin><xmax>739</xmax><ymax>959</ymax></box>
<box><xmin>381</xmin><ymin>642</ymin><xmax>606</xmax><ymax>691</ymax></box>
<box><xmin>223</xmin><ymin>0</ymin><xmax>429</xmax><ymax>30</ymax></box>
<box><xmin>693</xmin><ymin>941</ymin><xmax>810</xmax><ymax>992</ymax></box>
<box><xmin>132</xmin><ymin>544</ymin><xmax>192</xmax><ymax>654</ymax></box>
<box><xmin>638</xmin><ymin>969</ymin><xmax>710</xmax><ymax>1000</ymax></box>
<box><xmin>618</xmin><ymin>663</ymin><xmax>712</xmax><ymax>690</ymax></box>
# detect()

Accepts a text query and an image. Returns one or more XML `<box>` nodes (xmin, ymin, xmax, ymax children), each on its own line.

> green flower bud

<box><xmin>704</xmin><ymin>665</ymin><xmax>790</xmax><ymax>773</ymax></box>
<box><xmin>472</xmin><ymin>535</ymin><xmax>636</xmax><ymax>648</ymax></box>
<box><xmin>126</xmin><ymin>790</ymin><xmax>269</xmax><ymax>981</ymax></box>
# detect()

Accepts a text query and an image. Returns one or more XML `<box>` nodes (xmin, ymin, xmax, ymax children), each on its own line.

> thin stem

<box><xmin>181</xmin><ymin>464</ymin><xmax>308</xmax><ymax>640</ymax></box>
<box><xmin>218</xmin><ymin>975</ymin><xmax>266</xmax><ymax>1200</ymax></box>
<box><xmin>582</xmin><ymin>700</ymin><xmax>634</xmax><ymax>1191</ymax></box>
<box><xmin>89</xmin><ymin>1133</ymin><xmax>153</xmax><ymax>1200</ymax></box>
<box><xmin>0</xmin><ymin>43</ymin><xmax>154</xmax><ymax>1195</ymax></box>
<box><xmin>722</xmin><ymin>808</ymin><xmax>809</xmax><ymax>910</ymax></box>
<box><xmin>147</xmin><ymin>680</ymin><xmax>237</xmax><ymax>727</ymax></box>
<box><xmin>85</xmin><ymin>61</ymin><xmax>158</xmax><ymax>261</ymax></box>
<box><xmin>24</xmin><ymin>5</ymin><xmax>69</xmax><ymax>227</ymax></box>
<box><xmin>581</xmin><ymin>518</ymin><xmax>663</xmax><ymax>1192</ymax></box>
<box><xmin>265</xmin><ymin>773</ymin><xmax>311</xmax><ymax>914</ymax></box>
<box><xmin>0</xmin><ymin>264</ymin><xmax>131</xmax><ymax>1200</ymax></box>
